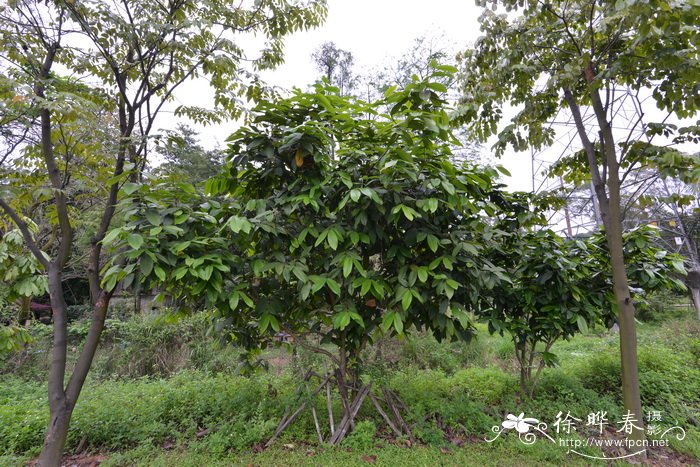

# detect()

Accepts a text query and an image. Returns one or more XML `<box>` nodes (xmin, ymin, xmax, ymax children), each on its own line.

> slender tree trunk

<box><xmin>39</xmin><ymin>404</ymin><xmax>72</xmax><ymax>467</ymax></box>
<box><xmin>39</xmin><ymin>281</ymin><xmax>112</xmax><ymax>466</ymax></box>
<box><xmin>517</xmin><ymin>340</ymin><xmax>528</xmax><ymax>396</ymax></box>
<box><xmin>19</xmin><ymin>296</ymin><xmax>31</xmax><ymax>325</ymax></box>
<box><xmin>565</xmin><ymin>74</ymin><xmax>646</xmax><ymax>449</ymax></box>
<box><xmin>40</xmin><ymin>265</ymin><xmax>70</xmax><ymax>467</ymax></box>
<box><xmin>691</xmin><ymin>283</ymin><xmax>700</xmax><ymax>321</ymax></box>
<box><xmin>586</xmin><ymin>71</ymin><xmax>645</xmax><ymax>445</ymax></box>
<box><xmin>604</xmin><ymin>197</ymin><xmax>645</xmax><ymax>443</ymax></box>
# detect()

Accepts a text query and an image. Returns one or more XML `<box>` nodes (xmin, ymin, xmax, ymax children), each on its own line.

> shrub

<box><xmin>66</xmin><ymin>304</ymin><xmax>91</xmax><ymax>323</ymax></box>
<box><xmin>388</xmin><ymin>369</ymin><xmax>450</xmax><ymax>421</ymax></box>
<box><xmin>0</xmin><ymin>379</ymin><xmax>46</xmax><ymax>456</ymax></box>
<box><xmin>450</xmin><ymin>367</ymin><xmax>517</xmax><ymax>406</ymax></box>
<box><xmin>523</xmin><ymin>369</ymin><xmax>621</xmax><ymax>425</ymax></box>
<box><xmin>413</xmin><ymin>420</ymin><xmax>445</xmax><ymax>445</ymax></box>
<box><xmin>388</xmin><ymin>367</ymin><xmax>506</xmax><ymax>436</ymax></box>
<box><xmin>576</xmin><ymin>346</ymin><xmax>700</xmax><ymax>424</ymax></box>
<box><xmin>342</xmin><ymin>420</ymin><xmax>378</xmax><ymax>451</ymax></box>
<box><xmin>0</xmin><ymin>371</ymin><xmax>291</xmax><ymax>456</ymax></box>
<box><xmin>635</xmin><ymin>291</ymin><xmax>688</xmax><ymax>323</ymax></box>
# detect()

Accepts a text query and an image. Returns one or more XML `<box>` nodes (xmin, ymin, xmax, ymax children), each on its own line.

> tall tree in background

<box><xmin>0</xmin><ymin>0</ymin><xmax>326</xmax><ymax>464</ymax></box>
<box><xmin>152</xmin><ymin>124</ymin><xmax>223</xmax><ymax>186</ymax></box>
<box><xmin>312</xmin><ymin>41</ymin><xmax>356</xmax><ymax>95</ymax></box>
<box><xmin>456</xmin><ymin>0</ymin><xmax>699</xmax><ymax>450</ymax></box>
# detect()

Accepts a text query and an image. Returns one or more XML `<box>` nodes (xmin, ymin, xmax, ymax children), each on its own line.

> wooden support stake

<box><xmin>369</xmin><ymin>392</ymin><xmax>402</xmax><ymax>437</ymax></box>
<box><xmin>384</xmin><ymin>388</ymin><xmax>414</xmax><ymax>442</ymax></box>
<box><xmin>311</xmin><ymin>406</ymin><xmax>323</xmax><ymax>443</ymax></box>
<box><xmin>266</xmin><ymin>373</ymin><xmax>331</xmax><ymax>448</ymax></box>
<box><xmin>326</xmin><ymin>375</ymin><xmax>335</xmax><ymax>436</ymax></box>
<box><xmin>328</xmin><ymin>383</ymin><xmax>372</xmax><ymax>445</ymax></box>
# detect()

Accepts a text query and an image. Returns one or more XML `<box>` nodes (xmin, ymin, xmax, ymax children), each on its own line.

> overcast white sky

<box><xmin>257</xmin><ymin>0</ymin><xmax>484</xmax><ymax>88</ymax></box>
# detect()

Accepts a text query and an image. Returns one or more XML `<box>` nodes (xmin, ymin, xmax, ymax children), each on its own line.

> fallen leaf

<box><xmin>361</xmin><ymin>454</ymin><xmax>377</xmax><ymax>463</ymax></box>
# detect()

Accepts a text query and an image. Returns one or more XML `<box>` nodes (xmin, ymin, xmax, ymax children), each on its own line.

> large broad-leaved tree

<box><xmin>105</xmin><ymin>73</ymin><xmax>517</xmax><ymax>444</ymax></box>
<box><xmin>481</xmin><ymin>226</ymin><xmax>686</xmax><ymax>398</ymax></box>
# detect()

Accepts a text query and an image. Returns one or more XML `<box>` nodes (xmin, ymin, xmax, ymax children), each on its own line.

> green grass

<box><xmin>102</xmin><ymin>442</ymin><xmax>604</xmax><ymax>467</ymax></box>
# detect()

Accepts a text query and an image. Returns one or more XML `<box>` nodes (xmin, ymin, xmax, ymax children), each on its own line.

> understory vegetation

<box><xmin>1</xmin><ymin>297</ymin><xmax>698</xmax><ymax>466</ymax></box>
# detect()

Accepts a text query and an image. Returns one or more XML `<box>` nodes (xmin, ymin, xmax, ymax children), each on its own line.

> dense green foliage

<box><xmin>479</xmin><ymin>225</ymin><xmax>686</xmax><ymax>395</ymax></box>
<box><xmin>104</xmin><ymin>74</ymin><xmax>522</xmax><ymax>370</ymax></box>
<box><xmin>0</xmin><ymin>227</ymin><xmax>47</xmax><ymax>353</ymax></box>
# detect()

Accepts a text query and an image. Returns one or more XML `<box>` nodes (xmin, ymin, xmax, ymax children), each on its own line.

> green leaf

<box><xmin>326</xmin><ymin>278</ymin><xmax>341</xmax><ymax>296</ymax></box>
<box><xmin>310</xmin><ymin>275</ymin><xmax>326</xmax><ymax>293</ymax></box>
<box><xmin>381</xmin><ymin>311</ymin><xmax>395</xmax><ymax>332</ymax></box>
<box><xmin>154</xmin><ymin>265</ymin><xmax>166</xmax><ymax>281</ymax></box>
<box><xmin>268</xmin><ymin>315</ymin><xmax>280</xmax><ymax>332</ymax></box>
<box><xmin>401</xmin><ymin>290</ymin><xmax>413</xmax><ymax>310</ymax></box>
<box><xmin>140</xmin><ymin>255</ymin><xmax>154</xmax><ymax>277</ymax></box>
<box><xmin>393</xmin><ymin>312</ymin><xmax>404</xmax><ymax>334</ymax></box>
<box><xmin>145</xmin><ymin>211</ymin><xmax>161</xmax><ymax>226</ymax></box>
<box><xmin>360</xmin><ymin>278</ymin><xmax>372</xmax><ymax>296</ymax></box>
<box><xmin>240</xmin><ymin>292</ymin><xmax>254</xmax><ymax>308</ymax></box>
<box><xmin>229</xmin><ymin>292</ymin><xmax>240</xmax><ymax>310</ymax></box>
<box><xmin>174</xmin><ymin>213</ymin><xmax>189</xmax><ymax>225</ymax></box>
<box><xmin>259</xmin><ymin>313</ymin><xmax>273</xmax><ymax>332</ymax></box>
<box><xmin>101</xmin><ymin>228</ymin><xmax>122</xmax><ymax>246</ymax></box>
<box><xmin>576</xmin><ymin>316</ymin><xmax>588</xmax><ymax>334</ymax></box>
<box><xmin>228</xmin><ymin>216</ymin><xmax>252</xmax><ymax>234</ymax></box>
<box><xmin>343</xmin><ymin>258</ymin><xmax>353</xmax><ymax>278</ymax></box>
<box><xmin>427</xmin><ymin>235</ymin><xmax>439</xmax><ymax>253</ymax></box>
<box><xmin>122</xmin><ymin>182</ymin><xmax>141</xmax><ymax>195</ymax></box>
<box><xmin>333</xmin><ymin>311</ymin><xmax>351</xmax><ymax>330</ymax></box>
<box><xmin>127</xmin><ymin>233</ymin><xmax>144</xmax><ymax>250</ymax></box>
<box><xmin>200</xmin><ymin>264</ymin><xmax>214</xmax><ymax>281</ymax></box>
<box><xmin>327</xmin><ymin>229</ymin><xmax>338</xmax><ymax>250</ymax></box>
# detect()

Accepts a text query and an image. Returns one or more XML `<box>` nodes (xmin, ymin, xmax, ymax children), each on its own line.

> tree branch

<box><xmin>0</xmin><ymin>197</ymin><xmax>50</xmax><ymax>268</ymax></box>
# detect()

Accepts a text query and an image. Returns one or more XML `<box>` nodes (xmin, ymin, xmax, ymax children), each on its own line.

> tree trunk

<box><xmin>39</xmin><ymin>265</ymin><xmax>112</xmax><ymax>464</ymax></box>
<box><xmin>19</xmin><ymin>296</ymin><xmax>31</xmax><ymax>325</ymax></box>
<box><xmin>38</xmin><ymin>403</ymin><xmax>72</xmax><ymax>467</ymax></box>
<box><xmin>587</xmin><ymin>75</ymin><xmax>645</xmax><ymax>446</ymax></box>
<box><xmin>41</xmin><ymin>265</ymin><xmax>70</xmax><ymax>466</ymax></box>
<box><xmin>605</xmin><ymin>208</ymin><xmax>645</xmax><ymax>444</ymax></box>
<box><xmin>565</xmin><ymin>77</ymin><xmax>646</xmax><ymax>450</ymax></box>
<box><xmin>688</xmin><ymin>271</ymin><xmax>700</xmax><ymax>321</ymax></box>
